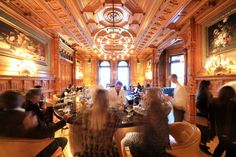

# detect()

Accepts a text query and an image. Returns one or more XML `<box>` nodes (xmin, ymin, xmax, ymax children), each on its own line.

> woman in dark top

<box><xmin>125</xmin><ymin>88</ymin><xmax>170</xmax><ymax>157</ymax></box>
<box><xmin>195</xmin><ymin>80</ymin><xmax>213</xmax><ymax>154</ymax></box>
<box><xmin>73</xmin><ymin>89</ymin><xmax>121</xmax><ymax>157</ymax></box>
<box><xmin>213</xmin><ymin>86</ymin><xmax>236</xmax><ymax>157</ymax></box>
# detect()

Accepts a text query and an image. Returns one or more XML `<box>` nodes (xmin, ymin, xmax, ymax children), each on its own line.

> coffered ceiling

<box><xmin>0</xmin><ymin>0</ymin><xmax>220</xmax><ymax>58</ymax></box>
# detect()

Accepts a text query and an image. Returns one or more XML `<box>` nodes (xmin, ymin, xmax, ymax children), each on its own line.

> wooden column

<box><xmin>52</xmin><ymin>35</ymin><xmax>60</xmax><ymax>94</ymax></box>
<box><xmin>184</xmin><ymin>18</ymin><xmax>197</xmax><ymax>123</ymax></box>
<box><xmin>72</xmin><ymin>51</ymin><xmax>76</xmax><ymax>86</ymax></box>
<box><xmin>152</xmin><ymin>49</ymin><xmax>159</xmax><ymax>87</ymax></box>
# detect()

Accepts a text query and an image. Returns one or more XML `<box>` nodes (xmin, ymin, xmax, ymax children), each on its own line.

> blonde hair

<box><xmin>90</xmin><ymin>89</ymin><xmax>109</xmax><ymax>131</ymax></box>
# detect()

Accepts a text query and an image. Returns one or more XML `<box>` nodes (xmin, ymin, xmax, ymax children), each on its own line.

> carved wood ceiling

<box><xmin>0</xmin><ymin>0</ymin><xmax>226</xmax><ymax>58</ymax></box>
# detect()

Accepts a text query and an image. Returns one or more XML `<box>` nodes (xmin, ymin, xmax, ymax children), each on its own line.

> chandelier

<box><xmin>93</xmin><ymin>0</ymin><xmax>134</xmax><ymax>59</ymax></box>
<box><xmin>205</xmin><ymin>54</ymin><xmax>233</xmax><ymax>75</ymax></box>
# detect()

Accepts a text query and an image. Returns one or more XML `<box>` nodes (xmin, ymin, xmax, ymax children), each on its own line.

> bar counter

<box><xmin>53</xmin><ymin>102</ymin><xmax>145</xmax><ymax>156</ymax></box>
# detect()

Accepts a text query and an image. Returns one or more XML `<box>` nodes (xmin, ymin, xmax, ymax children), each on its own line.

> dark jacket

<box><xmin>24</xmin><ymin>101</ymin><xmax>66</xmax><ymax>138</ymax></box>
<box><xmin>196</xmin><ymin>91</ymin><xmax>212</xmax><ymax>118</ymax></box>
<box><xmin>214</xmin><ymin>100</ymin><xmax>236</xmax><ymax>141</ymax></box>
<box><xmin>0</xmin><ymin>109</ymin><xmax>66</xmax><ymax>139</ymax></box>
<box><xmin>0</xmin><ymin>110</ymin><xmax>29</xmax><ymax>138</ymax></box>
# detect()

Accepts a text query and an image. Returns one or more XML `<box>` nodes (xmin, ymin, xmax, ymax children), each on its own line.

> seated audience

<box><xmin>73</xmin><ymin>89</ymin><xmax>121</xmax><ymax>157</ymax></box>
<box><xmin>0</xmin><ymin>90</ymin><xmax>67</xmax><ymax>157</ymax></box>
<box><xmin>122</xmin><ymin>88</ymin><xmax>170</xmax><ymax>157</ymax></box>
<box><xmin>24</xmin><ymin>88</ymin><xmax>69</xmax><ymax>137</ymax></box>
<box><xmin>195</xmin><ymin>80</ymin><xmax>214</xmax><ymax>155</ymax></box>
<box><xmin>108</xmin><ymin>80</ymin><xmax>127</xmax><ymax>109</ymax></box>
<box><xmin>213</xmin><ymin>86</ymin><xmax>236</xmax><ymax>157</ymax></box>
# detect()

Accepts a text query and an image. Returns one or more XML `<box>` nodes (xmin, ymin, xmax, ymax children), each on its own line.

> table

<box><xmin>53</xmin><ymin>102</ymin><xmax>144</xmax><ymax>128</ymax></box>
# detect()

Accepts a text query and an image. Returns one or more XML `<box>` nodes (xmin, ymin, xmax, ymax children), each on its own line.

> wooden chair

<box><xmin>0</xmin><ymin>138</ymin><xmax>64</xmax><ymax>157</ymax></box>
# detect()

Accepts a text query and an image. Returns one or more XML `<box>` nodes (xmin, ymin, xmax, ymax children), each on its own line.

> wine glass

<box><xmin>126</xmin><ymin>105</ymin><xmax>133</xmax><ymax>118</ymax></box>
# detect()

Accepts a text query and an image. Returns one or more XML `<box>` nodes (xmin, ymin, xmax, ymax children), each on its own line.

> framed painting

<box><xmin>206</xmin><ymin>9</ymin><xmax>236</xmax><ymax>56</ymax></box>
<box><xmin>0</xmin><ymin>17</ymin><xmax>48</xmax><ymax>65</ymax></box>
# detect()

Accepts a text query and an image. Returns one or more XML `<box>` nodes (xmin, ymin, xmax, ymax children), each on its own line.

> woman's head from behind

<box><xmin>0</xmin><ymin>90</ymin><xmax>24</xmax><ymax>109</ymax></box>
<box><xmin>144</xmin><ymin>88</ymin><xmax>162</xmax><ymax>106</ymax></box>
<box><xmin>198</xmin><ymin>80</ymin><xmax>211</xmax><ymax>92</ymax></box>
<box><xmin>218</xmin><ymin>86</ymin><xmax>236</xmax><ymax>102</ymax></box>
<box><xmin>90</xmin><ymin>89</ymin><xmax>109</xmax><ymax>131</ymax></box>
<box><xmin>93</xmin><ymin>89</ymin><xmax>109</xmax><ymax>111</ymax></box>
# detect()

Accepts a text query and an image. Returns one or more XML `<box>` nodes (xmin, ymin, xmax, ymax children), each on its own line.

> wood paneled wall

<box><xmin>0</xmin><ymin>75</ymin><xmax>54</xmax><ymax>97</ymax></box>
<box><xmin>59</xmin><ymin>58</ymin><xmax>73</xmax><ymax>92</ymax></box>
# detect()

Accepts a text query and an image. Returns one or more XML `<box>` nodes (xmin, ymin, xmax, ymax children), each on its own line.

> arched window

<box><xmin>117</xmin><ymin>61</ymin><xmax>129</xmax><ymax>88</ymax></box>
<box><xmin>99</xmin><ymin>61</ymin><xmax>111</xmax><ymax>88</ymax></box>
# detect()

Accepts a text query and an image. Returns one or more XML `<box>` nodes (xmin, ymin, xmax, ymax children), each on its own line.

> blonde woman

<box><xmin>73</xmin><ymin>89</ymin><xmax>121</xmax><ymax>157</ymax></box>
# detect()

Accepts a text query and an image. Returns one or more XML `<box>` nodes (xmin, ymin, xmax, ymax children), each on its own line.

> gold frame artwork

<box><xmin>0</xmin><ymin>16</ymin><xmax>49</xmax><ymax>65</ymax></box>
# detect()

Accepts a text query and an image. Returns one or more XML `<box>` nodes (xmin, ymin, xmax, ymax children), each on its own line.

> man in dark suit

<box><xmin>34</xmin><ymin>85</ymin><xmax>54</xmax><ymax>123</ymax></box>
<box><xmin>0</xmin><ymin>90</ymin><xmax>67</xmax><ymax>157</ymax></box>
<box><xmin>24</xmin><ymin>88</ymin><xmax>68</xmax><ymax>138</ymax></box>
<box><xmin>60</xmin><ymin>84</ymin><xmax>73</xmax><ymax>100</ymax></box>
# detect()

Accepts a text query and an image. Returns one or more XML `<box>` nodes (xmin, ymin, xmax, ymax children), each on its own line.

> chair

<box><xmin>0</xmin><ymin>138</ymin><xmax>64</xmax><ymax>157</ymax></box>
<box><xmin>166</xmin><ymin>122</ymin><xmax>201</xmax><ymax>157</ymax></box>
<box><xmin>121</xmin><ymin>122</ymin><xmax>201</xmax><ymax>157</ymax></box>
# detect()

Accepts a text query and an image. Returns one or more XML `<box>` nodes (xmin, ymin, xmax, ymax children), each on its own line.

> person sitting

<box><xmin>34</xmin><ymin>85</ymin><xmax>54</xmax><ymax>123</ymax></box>
<box><xmin>121</xmin><ymin>88</ymin><xmax>170</xmax><ymax>157</ymax></box>
<box><xmin>60</xmin><ymin>84</ymin><xmax>74</xmax><ymax>100</ymax></box>
<box><xmin>213</xmin><ymin>86</ymin><xmax>236</xmax><ymax>157</ymax></box>
<box><xmin>108</xmin><ymin>80</ymin><xmax>127</xmax><ymax>109</ymax></box>
<box><xmin>0</xmin><ymin>90</ymin><xmax>67</xmax><ymax>157</ymax></box>
<box><xmin>24</xmin><ymin>88</ymin><xmax>69</xmax><ymax>138</ymax></box>
<box><xmin>73</xmin><ymin>89</ymin><xmax>121</xmax><ymax>157</ymax></box>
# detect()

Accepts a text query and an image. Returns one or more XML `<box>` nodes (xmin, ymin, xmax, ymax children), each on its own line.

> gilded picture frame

<box><xmin>0</xmin><ymin>15</ymin><xmax>49</xmax><ymax>65</ymax></box>
<box><xmin>206</xmin><ymin>8</ymin><xmax>236</xmax><ymax>56</ymax></box>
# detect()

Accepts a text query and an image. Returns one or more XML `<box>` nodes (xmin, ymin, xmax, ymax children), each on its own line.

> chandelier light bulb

<box><xmin>119</xmin><ymin>40</ymin><xmax>122</xmax><ymax>45</ymax></box>
<box><xmin>131</xmin><ymin>45</ymin><xmax>134</xmax><ymax>49</ymax></box>
<box><xmin>113</xmin><ymin>58</ymin><xmax>115</xmax><ymax>61</ymax></box>
<box><xmin>112</xmin><ymin>33</ymin><xmax>116</xmax><ymax>38</ymax></box>
<box><xmin>97</xmin><ymin>38</ymin><xmax>101</xmax><ymax>42</ymax></box>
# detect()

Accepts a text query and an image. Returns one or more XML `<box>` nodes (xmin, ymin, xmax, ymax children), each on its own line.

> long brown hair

<box><xmin>143</xmin><ymin>88</ymin><xmax>169</xmax><ymax>154</ymax></box>
<box><xmin>90</xmin><ymin>89</ymin><xmax>109</xmax><ymax>131</ymax></box>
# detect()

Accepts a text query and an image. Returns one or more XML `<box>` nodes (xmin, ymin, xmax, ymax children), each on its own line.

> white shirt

<box><xmin>172</xmin><ymin>83</ymin><xmax>188</xmax><ymax>111</ymax></box>
<box><xmin>108</xmin><ymin>88</ymin><xmax>127</xmax><ymax>108</ymax></box>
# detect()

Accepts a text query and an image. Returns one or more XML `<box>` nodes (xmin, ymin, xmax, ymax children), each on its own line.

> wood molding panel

<box><xmin>0</xmin><ymin>75</ymin><xmax>55</xmax><ymax>97</ymax></box>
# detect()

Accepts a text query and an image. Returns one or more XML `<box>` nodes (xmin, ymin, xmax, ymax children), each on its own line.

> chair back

<box><xmin>0</xmin><ymin>138</ymin><xmax>53</xmax><ymax>157</ymax></box>
<box><xmin>167</xmin><ymin>122</ymin><xmax>201</xmax><ymax>157</ymax></box>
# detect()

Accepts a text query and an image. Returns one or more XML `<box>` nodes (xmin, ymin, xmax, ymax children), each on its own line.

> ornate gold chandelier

<box><xmin>93</xmin><ymin>0</ymin><xmax>134</xmax><ymax>59</ymax></box>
